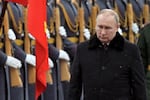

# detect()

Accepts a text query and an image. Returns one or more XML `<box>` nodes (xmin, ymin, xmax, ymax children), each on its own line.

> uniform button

<box><xmin>100</xmin><ymin>88</ymin><xmax>103</xmax><ymax>92</ymax></box>
<box><xmin>119</xmin><ymin>66</ymin><xmax>123</xmax><ymax>68</ymax></box>
<box><xmin>101</xmin><ymin>66</ymin><xmax>106</xmax><ymax>70</ymax></box>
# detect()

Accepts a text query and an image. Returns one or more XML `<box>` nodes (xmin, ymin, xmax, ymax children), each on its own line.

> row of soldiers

<box><xmin>0</xmin><ymin>0</ymin><xmax>150</xmax><ymax>100</ymax></box>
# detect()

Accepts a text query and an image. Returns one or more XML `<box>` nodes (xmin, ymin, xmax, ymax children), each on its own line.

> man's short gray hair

<box><xmin>98</xmin><ymin>9</ymin><xmax>120</xmax><ymax>23</ymax></box>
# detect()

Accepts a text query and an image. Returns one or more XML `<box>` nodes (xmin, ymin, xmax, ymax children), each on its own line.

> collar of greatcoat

<box><xmin>88</xmin><ymin>32</ymin><xmax>125</xmax><ymax>51</ymax></box>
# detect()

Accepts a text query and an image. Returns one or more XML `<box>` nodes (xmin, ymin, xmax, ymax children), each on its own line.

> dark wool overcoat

<box><xmin>68</xmin><ymin>33</ymin><xmax>147</xmax><ymax>100</ymax></box>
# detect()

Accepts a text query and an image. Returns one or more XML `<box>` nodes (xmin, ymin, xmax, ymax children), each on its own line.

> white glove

<box><xmin>46</xmin><ymin>28</ymin><xmax>50</xmax><ymax>39</ymax></box>
<box><xmin>25</xmin><ymin>54</ymin><xmax>36</xmax><ymax>66</ymax></box>
<box><xmin>26</xmin><ymin>54</ymin><xmax>54</xmax><ymax>68</ymax></box>
<box><xmin>59</xmin><ymin>26</ymin><xmax>67</xmax><ymax>37</ymax></box>
<box><xmin>5</xmin><ymin>56</ymin><xmax>22</xmax><ymax>68</ymax></box>
<box><xmin>8</xmin><ymin>29</ymin><xmax>16</xmax><ymax>41</ymax></box>
<box><xmin>132</xmin><ymin>23</ymin><xmax>139</xmax><ymax>34</ymax></box>
<box><xmin>48</xmin><ymin>58</ymin><xmax>54</xmax><ymax>68</ymax></box>
<box><xmin>59</xmin><ymin>49</ymin><xmax>70</xmax><ymax>61</ymax></box>
<box><xmin>83</xmin><ymin>28</ymin><xmax>91</xmax><ymax>40</ymax></box>
<box><xmin>28</xmin><ymin>33</ymin><xmax>35</xmax><ymax>40</ymax></box>
<box><xmin>118</xmin><ymin>28</ymin><xmax>123</xmax><ymax>35</ymax></box>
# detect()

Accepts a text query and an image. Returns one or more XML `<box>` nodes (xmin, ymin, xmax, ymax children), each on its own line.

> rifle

<box><xmin>126</xmin><ymin>0</ymin><xmax>134</xmax><ymax>43</ymax></box>
<box><xmin>53</xmin><ymin>0</ymin><xmax>70</xmax><ymax>99</ymax></box>
<box><xmin>23</xmin><ymin>6</ymin><xmax>36</xmax><ymax>85</ymax></box>
<box><xmin>22</xmin><ymin>7</ymin><xmax>31</xmax><ymax>100</ymax></box>
<box><xmin>78</xmin><ymin>0</ymin><xmax>85</xmax><ymax>42</ymax></box>
<box><xmin>91</xmin><ymin>0</ymin><xmax>97</xmax><ymax>35</ymax></box>
<box><xmin>143</xmin><ymin>0</ymin><xmax>150</xmax><ymax>25</ymax></box>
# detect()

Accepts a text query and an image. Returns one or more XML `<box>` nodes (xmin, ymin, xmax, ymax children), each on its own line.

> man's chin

<box><xmin>100</xmin><ymin>39</ymin><xmax>109</xmax><ymax>43</ymax></box>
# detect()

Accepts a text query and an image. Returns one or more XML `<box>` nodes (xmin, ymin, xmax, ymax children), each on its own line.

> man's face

<box><xmin>95</xmin><ymin>13</ymin><xmax>119</xmax><ymax>43</ymax></box>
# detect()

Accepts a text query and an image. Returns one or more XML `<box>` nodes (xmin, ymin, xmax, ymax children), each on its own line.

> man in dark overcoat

<box><xmin>68</xmin><ymin>9</ymin><xmax>147</xmax><ymax>100</ymax></box>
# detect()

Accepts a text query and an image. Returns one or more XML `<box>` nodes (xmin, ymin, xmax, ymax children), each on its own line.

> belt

<box><xmin>67</xmin><ymin>37</ymin><xmax>78</xmax><ymax>43</ymax></box>
<box><xmin>0</xmin><ymin>42</ymin><xmax>3</xmax><ymax>49</ymax></box>
<box><xmin>15</xmin><ymin>39</ymin><xmax>23</xmax><ymax>46</ymax></box>
<box><xmin>31</xmin><ymin>40</ymin><xmax>35</xmax><ymax>46</ymax></box>
<box><xmin>31</xmin><ymin>38</ymin><xmax>55</xmax><ymax>46</ymax></box>
<box><xmin>48</xmin><ymin>38</ymin><xmax>55</xmax><ymax>44</ymax></box>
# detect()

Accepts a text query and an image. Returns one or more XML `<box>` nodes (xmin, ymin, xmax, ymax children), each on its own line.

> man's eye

<box><xmin>105</xmin><ymin>27</ymin><xmax>111</xmax><ymax>30</ymax></box>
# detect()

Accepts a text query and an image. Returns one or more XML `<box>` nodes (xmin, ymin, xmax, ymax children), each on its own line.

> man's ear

<box><xmin>117</xmin><ymin>23</ymin><xmax>120</xmax><ymax>28</ymax></box>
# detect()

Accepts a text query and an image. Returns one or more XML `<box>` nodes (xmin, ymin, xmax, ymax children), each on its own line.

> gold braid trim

<box><xmin>57</xmin><ymin>2</ymin><xmax>78</xmax><ymax>32</ymax></box>
<box><xmin>7</xmin><ymin>4</ymin><xmax>22</xmax><ymax>34</ymax></box>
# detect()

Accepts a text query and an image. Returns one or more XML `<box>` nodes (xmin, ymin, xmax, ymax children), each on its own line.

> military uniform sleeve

<box><xmin>63</xmin><ymin>37</ymin><xmax>77</xmax><ymax>62</ymax></box>
<box><xmin>12</xmin><ymin>42</ymin><xmax>26</xmax><ymax>62</ymax></box>
<box><xmin>0</xmin><ymin>50</ymin><xmax>7</xmax><ymax>67</ymax></box>
<box><xmin>48</xmin><ymin>43</ymin><xmax>59</xmax><ymax>62</ymax></box>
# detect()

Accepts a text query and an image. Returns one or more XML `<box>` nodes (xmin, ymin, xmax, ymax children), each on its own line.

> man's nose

<box><xmin>101</xmin><ymin>28</ymin><xmax>106</xmax><ymax>35</ymax></box>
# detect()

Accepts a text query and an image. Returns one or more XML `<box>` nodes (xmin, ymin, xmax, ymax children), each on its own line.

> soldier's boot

<box><xmin>28</xmin><ymin>84</ymin><xmax>35</xmax><ymax>100</ymax></box>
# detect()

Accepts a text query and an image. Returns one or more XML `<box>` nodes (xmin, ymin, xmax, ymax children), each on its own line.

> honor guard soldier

<box><xmin>130</xmin><ymin>0</ymin><xmax>144</xmax><ymax>41</ymax></box>
<box><xmin>114</xmin><ymin>0</ymin><xmax>138</xmax><ymax>43</ymax></box>
<box><xmin>0</xmin><ymin>1</ymin><xmax>23</xmax><ymax>100</ymax></box>
<box><xmin>114</xmin><ymin>0</ymin><xmax>128</xmax><ymax>38</ymax></box>
<box><xmin>56</xmin><ymin>0</ymin><xmax>79</xmax><ymax>99</ymax></box>
<box><xmin>42</xmin><ymin>0</ymin><xmax>70</xmax><ymax>100</ymax></box>
<box><xmin>72</xmin><ymin>0</ymin><xmax>91</xmax><ymax>40</ymax></box>
<box><xmin>7</xmin><ymin>2</ymin><xmax>37</xmax><ymax>100</ymax></box>
<box><xmin>81</xmin><ymin>0</ymin><xmax>91</xmax><ymax>40</ymax></box>
<box><xmin>130</xmin><ymin>0</ymin><xmax>144</xmax><ymax>28</ymax></box>
<box><xmin>57</xmin><ymin>0</ymin><xmax>78</xmax><ymax>63</ymax></box>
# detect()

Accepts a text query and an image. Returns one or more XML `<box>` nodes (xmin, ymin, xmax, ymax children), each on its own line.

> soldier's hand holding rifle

<box><xmin>59</xmin><ymin>49</ymin><xmax>70</xmax><ymax>61</ymax></box>
<box><xmin>5</xmin><ymin>56</ymin><xmax>22</xmax><ymax>69</ymax></box>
